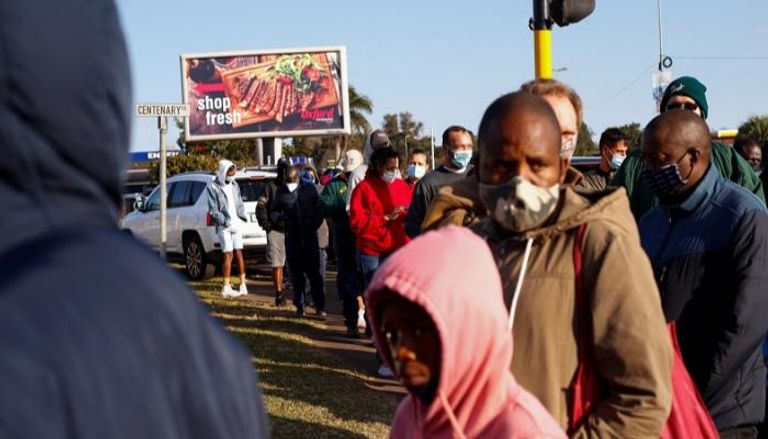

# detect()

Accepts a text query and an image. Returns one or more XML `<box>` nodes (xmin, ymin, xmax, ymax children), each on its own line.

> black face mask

<box><xmin>641</xmin><ymin>150</ymin><xmax>693</xmax><ymax>198</ymax></box>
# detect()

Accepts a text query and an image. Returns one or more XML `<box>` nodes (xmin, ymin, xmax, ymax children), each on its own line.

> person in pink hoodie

<box><xmin>365</xmin><ymin>226</ymin><xmax>565</xmax><ymax>438</ymax></box>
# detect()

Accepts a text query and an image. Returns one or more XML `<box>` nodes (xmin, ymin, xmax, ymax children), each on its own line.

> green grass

<box><xmin>192</xmin><ymin>278</ymin><xmax>401</xmax><ymax>439</ymax></box>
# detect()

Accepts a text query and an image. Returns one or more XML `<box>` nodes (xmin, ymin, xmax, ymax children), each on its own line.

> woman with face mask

<box><xmin>349</xmin><ymin>146</ymin><xmax>414</xmax><ymax>377</ymax></box>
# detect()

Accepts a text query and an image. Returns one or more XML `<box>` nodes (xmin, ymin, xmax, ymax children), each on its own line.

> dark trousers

<box><xmin>720</xmin><ymin>425</ymin><xmax>759</xmax><ymax>439</ymax></box>
<box><xmin>759</xmin><ymin>389</ymin><xmax>768</xmax><ymax>439</ymax></box>
<box><xmin>285</xmin><ymin>232</ymin><xmax>325</xmax><ymax>312</ymax></box>
<box><xmin>336</xmin><ymin>242</ymin><xmax>358</xmax><ymax>329</ymax></box>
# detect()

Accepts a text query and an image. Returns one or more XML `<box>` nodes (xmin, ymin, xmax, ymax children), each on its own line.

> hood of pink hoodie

<box><xmin>366</xmin><ymin>226</ymin><xmax>517</xmax><ymax>437</ymax></box>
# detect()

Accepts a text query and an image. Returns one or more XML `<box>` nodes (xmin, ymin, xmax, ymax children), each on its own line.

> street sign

<box><xmin>135</xmin><ymin>103</ymin><xmax>190</xmax><ymax>117</ymax></box>
<box><xmin>134</xmin><ymin>103</ymin><xmax>190</xmax><ymax>261</ymax></box>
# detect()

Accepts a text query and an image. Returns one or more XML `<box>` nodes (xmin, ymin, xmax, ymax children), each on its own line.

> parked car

<box><xmin>122</xmin><ymin>169</ymin><xmax>276</xmax><ymax>279</ymax></box>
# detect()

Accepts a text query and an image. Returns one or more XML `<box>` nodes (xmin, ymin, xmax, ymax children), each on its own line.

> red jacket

<box><xmin>349</xmin><ymin>175</ymin><xmax>413</xmax><ymax>256</ymax></box>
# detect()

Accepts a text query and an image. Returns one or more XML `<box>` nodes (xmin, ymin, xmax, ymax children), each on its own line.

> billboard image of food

<box><xmin>180</xmin><ymin>47</ymin><xmax>350</xmax><ymax>141</ymax></box>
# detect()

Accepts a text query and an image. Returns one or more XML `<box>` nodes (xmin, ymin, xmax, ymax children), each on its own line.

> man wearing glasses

<box><xmin>612</xmin><ymin>75</ymin><xmax>765</xmax><ymax>220</ymax></box>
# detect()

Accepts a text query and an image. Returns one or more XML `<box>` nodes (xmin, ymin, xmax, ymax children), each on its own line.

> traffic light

<box><xmin>531</xmin><ymin>0</ymin><xmax>596</xmax><ymax>78</ymax></box>
<box><xmin>550</xmin><ymin>0</ymin><xmax>595</xmax><ymax>27</ymax></box>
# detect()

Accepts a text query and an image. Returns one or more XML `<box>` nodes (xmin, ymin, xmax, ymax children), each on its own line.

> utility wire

<box><xmin>587</xmin><ymin>63</ymin><xmax>657</xmax><ymax>107</ymax></box>
<box><xmin>672</xmin><ymin>55</ymin><xmax>768</xmax><ymax>60</ymax></box>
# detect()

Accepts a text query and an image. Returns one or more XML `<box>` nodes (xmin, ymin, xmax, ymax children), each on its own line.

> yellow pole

<box><xmin>534</xmin><ymin>29</ymin><xmax>553</xmax><ymax>79</ymax></box>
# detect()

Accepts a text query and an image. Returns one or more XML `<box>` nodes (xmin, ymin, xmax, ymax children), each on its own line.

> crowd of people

<box><xmin>3</xmin><ymin>1</ymin><xmax>767</xmax><ymax>437</ymax></box>
<box><xmin>233</xmin><ymin>75</ymin><xmax>768</xmax><ymax>438</ymax></box>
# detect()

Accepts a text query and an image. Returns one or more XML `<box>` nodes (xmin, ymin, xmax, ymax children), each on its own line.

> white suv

<box><xmin>122</xmin><ymin>169</ymin><xmax>276</xmax><ymax>279</ymax></box>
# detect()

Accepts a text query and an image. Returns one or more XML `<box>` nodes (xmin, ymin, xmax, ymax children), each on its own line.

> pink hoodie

<box><xmin>366</xmin><ymin>226</ymin><xmax>565</xmax><ymax>439</ymax></box>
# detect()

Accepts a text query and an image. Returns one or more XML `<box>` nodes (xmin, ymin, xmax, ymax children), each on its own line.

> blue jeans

<box><xmin>357</xmin><ymin>251</ymin><xmax>386</xmax><ymax>290</ymax></box>
<box><xmin>358</xmin><ymin>251</ymin><xmax>389</xmax><ymax>367</ymax></box>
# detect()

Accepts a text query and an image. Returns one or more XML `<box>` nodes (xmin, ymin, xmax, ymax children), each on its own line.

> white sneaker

<box><xmin>357</xmin><ymin>309</ymin><xmax>367</xmax><ymax>331</ymax></box>
<box><xmin>221</xmin><ymin>284</ymin><xmax>237</xmax><ymax>298</ymax></box>
<box><xmin>238</xmin><ymin>283</ymin><xmax>248</xmax><ymax>296</ymax></box>
<box><xmin>377</xmin><ymin>364</ymin><xmax>394</xmax><ymax>378</ymax></box>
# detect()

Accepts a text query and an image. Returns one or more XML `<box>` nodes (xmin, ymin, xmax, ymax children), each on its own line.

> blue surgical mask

<box><xmin>407</xmin><ymin>164</ymin><xmax>426</xmax><ymax>179</ymax></box>
<box><xmin>300</xmin><ymin>171</ymin><xmax>316</xmax><ymax>186</ymax></box>
<box><xmin>641</xmin><ymin>152</ymin><xmax>691</xmax><ymax>198</ymax></box>
<box><xmin>451</xmin><ymin>150</ymin><xmax>473</xmax><ymax>170</ymax></box>
<box><xmin>609</xmin><ymin>154</ymin><xmax>626</xmax><ymax>171</ymax></box>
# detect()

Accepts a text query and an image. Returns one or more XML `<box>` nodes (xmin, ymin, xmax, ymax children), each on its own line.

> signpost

<box><xmin>135</xmin><ymin>103</ymin><xmax>190</xmax><ymax>260</ymax></box>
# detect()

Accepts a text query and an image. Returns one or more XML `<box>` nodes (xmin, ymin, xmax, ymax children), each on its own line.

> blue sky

<box><xmin>116</xmin><ymin>0</ymin><xmax>768</xmax><ymax>152</ymax></box>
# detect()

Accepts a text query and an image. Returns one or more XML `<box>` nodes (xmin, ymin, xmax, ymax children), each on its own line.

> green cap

<box><xmin>660</xmin><ymin>76</ymin><xmax>709</xmax><ymax>119</ymax></box>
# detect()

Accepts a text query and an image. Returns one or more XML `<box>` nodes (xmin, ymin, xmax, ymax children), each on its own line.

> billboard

<box><xmin>180</xmin><ymin>46</ymin><xmax>350</xmax><ymax>141</ymax></box>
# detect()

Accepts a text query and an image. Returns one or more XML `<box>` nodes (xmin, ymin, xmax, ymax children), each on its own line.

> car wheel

<box><xmin>183</xmin><ymin>234</ymin><xmax>212</xmax><ymax>280</ymax></box>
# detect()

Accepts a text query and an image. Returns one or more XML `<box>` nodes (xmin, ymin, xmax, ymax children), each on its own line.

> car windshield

<box><xmin>236</xmin><ymin>178</ymin><xmax>269</xmax><ymax>202</ymax></box>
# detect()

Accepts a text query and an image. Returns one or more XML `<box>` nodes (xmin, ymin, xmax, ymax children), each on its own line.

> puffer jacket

<box><xmin>639</xmin><ymin>164</ymin><xmax>768</xmax><ymax>430</ymax></box>
<box><xmin>471</xmin><ymin>187</ymin><xmax>673</xmax><ymax>438</ymax></box>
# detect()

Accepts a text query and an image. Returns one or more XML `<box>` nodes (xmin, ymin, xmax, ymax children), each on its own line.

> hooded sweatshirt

<box><xmin>0</xmin><ymin>1</ymin><xmax>268</xmax><ymax>437</ymax></box>
<box><xmin>471</xmin><ymin>187</ymin><xmax>673</xmax><ymax>438</ymax></box>
<box><xmin>345</xmin><ymin>130</ymin><xmax>378</xmax><ymax>212</ymax></box>
<box><xmin>366</xmin><ymin>226</ymin><xmax>565</xmax><ymax>438</ymax></box>
<box><xmin>206</xmin><ymin>159</ymin><xmax>247</xmax><ymax>232</ymax></box>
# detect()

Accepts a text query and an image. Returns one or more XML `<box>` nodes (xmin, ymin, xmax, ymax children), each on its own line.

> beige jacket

<box><xmin>471</xmin><ymin>187</ymin><xmax>673</xmax><ymax>438</ymax></box>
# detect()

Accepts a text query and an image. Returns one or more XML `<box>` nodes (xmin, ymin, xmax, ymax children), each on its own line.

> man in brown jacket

<box><xmin>471</xmin><ymin>91</ymin><xmax>673</xmax><ymax>437</ymax></box>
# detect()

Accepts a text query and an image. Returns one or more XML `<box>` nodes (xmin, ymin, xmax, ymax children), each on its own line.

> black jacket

<box><xmin>0</xmin><ymin>2</ymin><xmax>268</xmax><ymax>437</ymax></box>
<box><xmin>256</xmin><ymin>180</ymin><xmax>284</xmax><ymax>233</ymax></box>
<box><xmin>270</xmin><ymin>183</ymin><xmax>323</xmax><ymax>240</ymax></box>
<box><xmin>405</xmin><ymin>165</ymin><xmax>469</xmax><ymax>237</ymax></box>
<box><xmin>639</xmin><ymin>165</ymin><xmax>768</xmax><ymax>430</ymax></box>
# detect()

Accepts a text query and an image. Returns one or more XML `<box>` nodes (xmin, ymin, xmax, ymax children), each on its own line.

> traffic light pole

<box><xmin>532</xmin><ymin>0</ymin><xmax>553</xmax><ymax>79</ymax></box>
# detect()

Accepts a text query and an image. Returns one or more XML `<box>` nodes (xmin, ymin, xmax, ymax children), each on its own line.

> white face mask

<box><xmin>381</xmin><ymin>170</ymin><xmax>399</xmax><ymax>184</ymax></box>
<box><xmin>287</xmin><ymin>182</ymin><xmax>299</xmax><ymax>192</ymax></box>
<box><xmin>478</xmin><ymin>177</ymin><xmax>560</xmax><ymax>232</ymax></box>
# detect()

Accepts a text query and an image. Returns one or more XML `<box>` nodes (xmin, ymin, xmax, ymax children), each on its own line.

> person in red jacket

<box><xmin>349</xmin><ymin>146</ymin><xmax>414</xmax><ymax>377</ymax></box>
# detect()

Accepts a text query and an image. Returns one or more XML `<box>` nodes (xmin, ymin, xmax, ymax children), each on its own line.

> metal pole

<box><xmin>657</xmin><ymin>0</ymin><xmax>664</xmax><ymax>71</ymax></box>
<box><xmin>158</xmin><ymin>116</ymin><xmax>168</xmax><ymax>261</ymax></box>
<box><xmin>532</xmin><ymin>0</ymin><xmax>553</xmax><ymax>79</ymax></box>
<box><xmin>430</xmin><ymin>128</ymin><xmax>435</xmax><ymax>170</ymax></box>
<box><xmin>404</xmin><ymin>134</ymin><xmax>409</xmax><ymax>160</ymax></box>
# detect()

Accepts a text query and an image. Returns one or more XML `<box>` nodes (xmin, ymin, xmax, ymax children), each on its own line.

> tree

<box><xmin>574</xmin><ymin>122</ymin><xmax>598</xmax><ymax>156</ymax></box>
<box><xmin>148</xmin><ymin>154</ymin><xmax>219</xmax><ymax>182</ymax></box>
<box><xmin>738</xmin><ymin>115</ymin><xmax>768</xmax><ymax>146</ymax></box>
<box><xmin>348</xmin><ymin>85</ymin><xmax>374</xmax><ymax>136</ymax></box>
<box><xmin>380</xmin><ymin>112</ymin><xmax>428</xmax><ymax>159</ymax></box>
<box><xmin>382</xmin><ymin>113</ymin><xmax>399</xmax><ymax>138</ymax></box>
<box><xmin>617</xmin><ymin>122</ymin><xmax>643</xmax><ymax>151</ymax></box>
<box><xmin>398</xmin><ymin>112</ymin><xmax>424</xmax><ymax>138</ymax></box>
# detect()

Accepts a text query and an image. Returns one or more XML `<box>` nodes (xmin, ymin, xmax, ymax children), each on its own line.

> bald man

<box><xmin>638</xmin><ymin>110</ymin><xmax>768</xmax><ymax>437</ymax></box>
<box><xmin>471</xmin><ymin>91</ymin><xmax>672</xmax><ymax>437</ymax></box>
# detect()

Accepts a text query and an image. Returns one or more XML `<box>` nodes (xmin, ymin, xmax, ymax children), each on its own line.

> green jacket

<box><xmin>612</xmin><ymin>141</ymin><xmax>765</xmax><ymax>220</ymax></box>
<box><xmin>318</xmin><ymin>172</ymin><xmax>356</xmax><ymax>250</ymax></box>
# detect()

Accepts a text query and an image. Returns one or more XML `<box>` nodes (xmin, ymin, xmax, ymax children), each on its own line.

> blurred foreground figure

<box><xmin>0</xmin><ymin>1</ymin><xmax>268</xmax><ymax>437</ymax></box>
